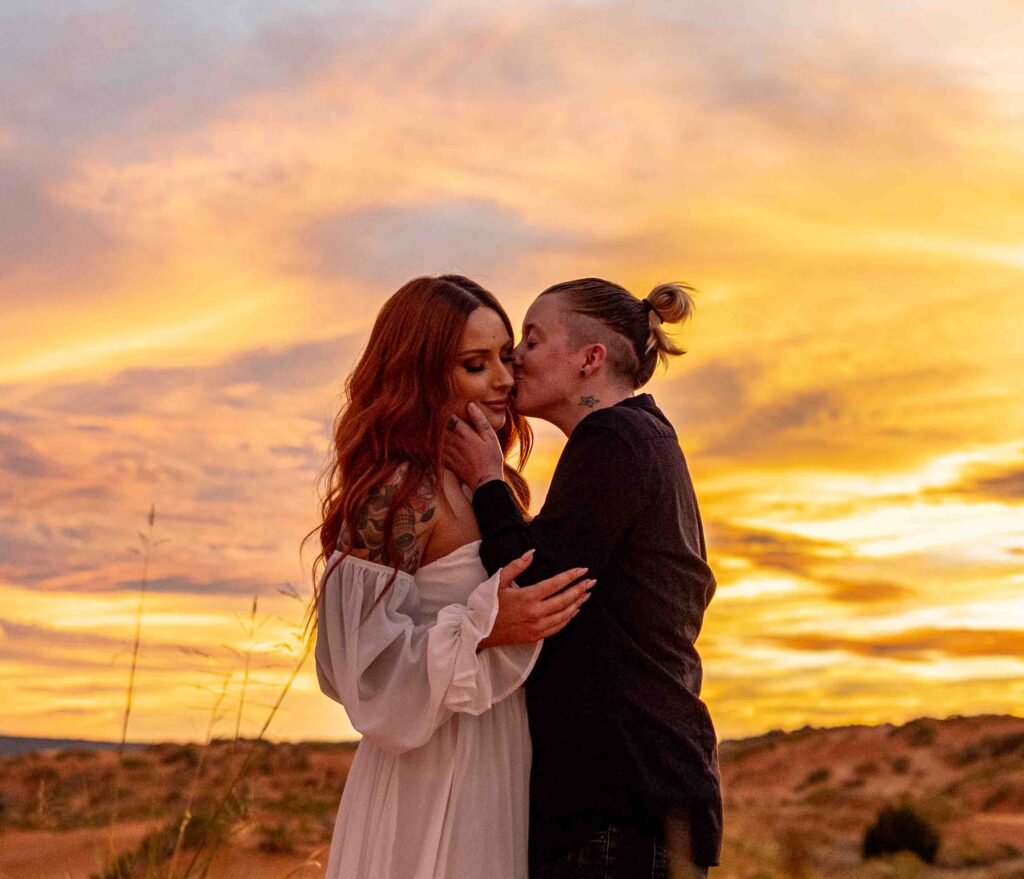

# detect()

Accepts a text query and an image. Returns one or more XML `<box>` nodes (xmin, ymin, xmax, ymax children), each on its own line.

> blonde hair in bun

<box><xmin>644</xmin><ymin>282</ymin><xmax>696</xmax><ymax>373</ymax></box>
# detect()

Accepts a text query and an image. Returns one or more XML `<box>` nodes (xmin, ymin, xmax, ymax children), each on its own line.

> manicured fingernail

<box><xmin>575</xmin><ymin>567</ymin><xmax>588</xmax><ymax>576</ymax></box>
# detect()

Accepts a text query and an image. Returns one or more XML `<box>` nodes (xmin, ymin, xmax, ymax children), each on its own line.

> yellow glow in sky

<box><xmin>1</xmin><ymin>0</ymin><xmax>1022</xmax><ymax>744</ymax></box>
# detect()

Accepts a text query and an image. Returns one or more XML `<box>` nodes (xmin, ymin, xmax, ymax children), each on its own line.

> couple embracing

<box><xmin>308</xmin><ymin>275</ymin><xmax>722</xmax><ymax>878</ymax></box>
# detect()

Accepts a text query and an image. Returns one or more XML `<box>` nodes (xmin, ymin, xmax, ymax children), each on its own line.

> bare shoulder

<box><xmin>338</xmin><ymin>462</ymin><xmax>438</xmax><ymax>574</ymax></box>
<box><xmin>419</xmin><ymin>469</ymin><xmax>481</xmax><ymax>564</ymax></box>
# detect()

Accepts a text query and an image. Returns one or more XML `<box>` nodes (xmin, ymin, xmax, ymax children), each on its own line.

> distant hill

<box><xmin>2</xmin><ymin>715</ymin><xmax>1022</xmax><ymax>878</ymax></box>
<box><xmin>0</xmin><ymin>734</ymin><xmax>150</xmax><ymax>757</ymax></box>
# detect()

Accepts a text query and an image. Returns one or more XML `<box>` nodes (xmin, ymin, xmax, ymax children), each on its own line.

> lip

<box><xmin>480</xmin><ymin>399</ymin><xmax>508</xmax><ymax>411</ymax></box>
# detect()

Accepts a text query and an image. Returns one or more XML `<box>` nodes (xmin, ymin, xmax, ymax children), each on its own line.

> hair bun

<box><xmin>645</xmin><ymin>282</ymin><xmax>695</xmax><ymax>326</ymax></box>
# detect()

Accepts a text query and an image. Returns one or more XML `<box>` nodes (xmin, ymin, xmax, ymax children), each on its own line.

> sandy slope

<box><xmin>2</xmin><ymin>716</ymin><xmax>1023</xmax><ymax>878</ymax></box>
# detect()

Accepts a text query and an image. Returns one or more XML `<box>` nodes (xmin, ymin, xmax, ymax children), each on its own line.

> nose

<box><xmin>496</xmin><ymin>359</ymin><xmax>515</xmax><ymax>390</ymax></box>
<box><xmin>512</xmin><ymin>340</ymin><xmax>526</xmax><ymax>364</ymax></box>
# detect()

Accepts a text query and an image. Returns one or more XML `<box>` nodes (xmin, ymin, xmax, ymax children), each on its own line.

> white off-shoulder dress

<box><xmin>314</xmin><ymin>539</ymin><xmax>542</xmax><ymax>879</ymax></box>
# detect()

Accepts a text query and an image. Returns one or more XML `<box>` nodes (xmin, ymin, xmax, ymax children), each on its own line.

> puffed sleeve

<box><xmin>314</xmin><ymin>553</ymin><xmax>540</xmax><ymax>754</ymax></box>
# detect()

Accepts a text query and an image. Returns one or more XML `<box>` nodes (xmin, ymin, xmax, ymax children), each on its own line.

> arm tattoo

<box><xmin>338</xmin><ymin>465</ymin><xmax>436</xmax><ymax>573</ymax></box>
<box><xmin>579</xmin><ymin>395</ymin><xmax>599</xmax><ymax>408</ymax></box>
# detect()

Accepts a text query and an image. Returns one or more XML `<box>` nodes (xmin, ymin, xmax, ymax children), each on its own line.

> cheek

<box><xmin>450</xmin><ymin>372</ymin><xmax>473</xmax><ymax>408</ymax></box>
<box><xmin>451</xmin><ymin>371</ymin><xmax>489</xmax><ymax>407</ymax></box>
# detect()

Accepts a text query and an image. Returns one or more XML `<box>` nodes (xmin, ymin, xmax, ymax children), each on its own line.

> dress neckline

<box><xmin>418</xmin><ymin>538</ymin><xmax>482</xmax><ymax>572</ymax></box>
<box><xmin>330</xmin><ymin>539</ymin><xmax>482</xmax><ymax>579</ymax></box>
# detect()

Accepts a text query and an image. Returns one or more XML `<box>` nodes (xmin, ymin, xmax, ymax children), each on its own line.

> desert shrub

<box><xmin>862</xmin><ymin>805</ymin><xmax>940</xmax><ymax>864</ymax></box>
<box><xmin>269</xmin><ymin>789</ymin><xmax>338</xmax><ymax>818</ymax></box>
<box><xmin>24</xmin><ymin>765</ymin><xmax>60</xmax><ymax>785</ymax></box>
<box><xmin>287</xmin><ymin>748</ymin><xmax>312</xmax><ymax>772</ymax></box>
<box><xmin>949</xmin><ymin>742</ymin><xmax>981</xmax><ymax>766</ymax></box>
<box><xmin>991</xmin><ymin>731</ymin><xmax>1024</xmax><ymax>756</ymax></box>
<box><xmin>854</xmin><ymin>760</ymin><xmax>879</xmax><ymax>777</ymax></box>
<box><xmin>982</xmin><ymin>784</ymin><xmax>1013</xmax><ymax>810</ymax></box>
<box><xmin>803</xmin><ymin>767</ymin><xmax>831</xmax><ymax>786</ymax></box>
<box><xmin>160</xmin><ymin>743</ymin><xmax>200</xmax><ymax>768</ymax></box>
<box><xmin>953</xmin><ymin>731</ymin><xmax>1024</xmax><ymax>766</ymax></box>
<box><xmin>902</xmin><ymin>720</ymin><xmax>937</xmax><ymax>748</ymax></box>
<box><xmin>258</xmin><ymin>818</ymin><xmax>299</xmax><ymax>854</ymax></box>
<box><xmin>0</xmin><ymin>791</ymin><xmax>12</xmax><ymax>825</ymax></box>
<box><xmin>121</xmin><ymin>755</ymin><xmax>147</xmax><ymax>770</ymax></box>
<box><xmin>90</xmin><ymin>800</ymin><xmax>239</xmax><ymax>879</ymax></box>
<box><xmin>57</xmin><ymin>748</ymin><xmax>98</xmax><ymax>761</ymax></box>
<box><xmin>891</xmin><ymin>756</ymin><xmax>911</xmax><ymax>774</ymax></box>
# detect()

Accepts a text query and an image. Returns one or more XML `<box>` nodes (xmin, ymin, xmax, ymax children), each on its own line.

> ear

<box><xmin>581</xmin><ymin>343</ymin><xmax>607</xmax><ymax>372</ymax></box>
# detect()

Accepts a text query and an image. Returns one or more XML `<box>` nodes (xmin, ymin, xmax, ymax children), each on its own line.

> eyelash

<box><xmin>464</xmin><ymin>356</ymin><xmax>514</xmax><ymax>374</ymax></box>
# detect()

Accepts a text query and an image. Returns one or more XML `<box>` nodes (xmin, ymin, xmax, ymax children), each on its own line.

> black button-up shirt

<box><xmin>473</xmin><ymin>393</ymin><xmax>723</xmax><ymax>868</ymax></box>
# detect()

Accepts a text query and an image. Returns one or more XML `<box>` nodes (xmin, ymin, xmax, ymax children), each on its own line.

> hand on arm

<box><xmin>478</xmin><ymin>549</ymin><xmax>596</xmax><ymax>649</ymax></box>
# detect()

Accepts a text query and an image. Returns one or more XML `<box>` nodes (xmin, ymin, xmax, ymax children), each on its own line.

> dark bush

<box><xmin>891</xmin><ymin>756</ymin><xmax>911</xmax><ymax>774</ymax></box>
<box><xmin>903</xmin><ymin>720</ymin><xmax>937</xmax><ymax>748</ymax></box>
<box><xmin>258</xmin><ymin>818</ymin><xmax>299</xmax><ymax>854</ymax></box>
<box><xmin>160</xmin><ymin>744</ymin><xmax>200</xmax><ymax>768</ymax></box>
<box><xmin>803</xmin><ymin>767</ymin><xmax>831</xmax><ymax>786</ymax></box>
<box><xmin>862</xmin><ymin>804</ymin><xmax>940</xmax><ymax>863</ymax></box>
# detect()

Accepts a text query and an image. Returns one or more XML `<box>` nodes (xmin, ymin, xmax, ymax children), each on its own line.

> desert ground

<box><xmin>1</xmin><ymin>714</ymin><xmax>1022</xmax><ymax>879</ymax></box>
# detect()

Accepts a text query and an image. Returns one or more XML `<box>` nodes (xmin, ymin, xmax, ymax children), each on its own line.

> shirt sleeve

<box><xmin>314</xmin><ymin>554</ymin><xmax>540</xmax><ymax>754</ymax></box>
<box><xmin>473</xmin><ymin>422</ymin><xmax>642</xmax><ymax>586</ymax></box>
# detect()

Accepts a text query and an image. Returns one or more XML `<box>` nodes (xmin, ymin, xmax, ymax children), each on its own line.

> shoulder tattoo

<box><xmin>338</xmin><ymin>466</ymin><xmax>436</xmax><ymax>573</ymax></box>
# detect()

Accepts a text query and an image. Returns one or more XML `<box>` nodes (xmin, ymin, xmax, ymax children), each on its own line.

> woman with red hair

<box><xmin>303</xmin><ymin>275</ymin><xmax>593</xmax><ymax>879</ymax></box>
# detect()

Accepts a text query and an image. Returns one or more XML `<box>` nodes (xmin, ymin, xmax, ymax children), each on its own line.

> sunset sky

<box><xmin>1</xmin><ymin>0</ymin><xmax>1022</xmax><ymax>746</ymax></box>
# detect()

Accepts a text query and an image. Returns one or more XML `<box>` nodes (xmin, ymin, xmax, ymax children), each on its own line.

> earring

<box><xmin>579</xmin><ymin>369</ymin><xmax>586</xmax><ymax>377</ymax></box>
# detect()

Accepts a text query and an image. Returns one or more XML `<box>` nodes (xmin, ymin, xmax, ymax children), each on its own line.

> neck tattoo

<box><xmin>579</xmin><ymin>395</ymin><xmax>599</xmax><ymax>408</ymax></box>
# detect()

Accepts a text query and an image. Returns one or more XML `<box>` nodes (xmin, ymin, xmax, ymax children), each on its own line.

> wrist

<box><xmin>472</xmin><ymin>471</ymin><xmax>505</xmax><ymax>493</ymax></box>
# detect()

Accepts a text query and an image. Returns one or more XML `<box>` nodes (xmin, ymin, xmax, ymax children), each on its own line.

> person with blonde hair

<box><xmin>447</xmin><ymin>277</ymin><xmax>722</xmax><ymax>879</ymax></box>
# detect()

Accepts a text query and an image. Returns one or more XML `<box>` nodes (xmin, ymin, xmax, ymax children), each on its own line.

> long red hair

<box><xmin>300</xmin><ymin>275</ymin><xmax>532</xmax><ymax>639</ymax></box>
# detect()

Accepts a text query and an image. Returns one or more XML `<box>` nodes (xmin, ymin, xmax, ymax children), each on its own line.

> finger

<box><xmin>521</xmin><ymin>566</ymin><xmax>588</xmax><ymax>600</ymax></box>
<box><xmin>446</xmin><ymin>414</ymin><xmax>473</xmax><ymax>437</ymax></box>
<box><xmin>466</xmin><ymin>402</ymin><xmax>495</xmax><ymax>435</ymax></box>
<box><xmin>539</xmin><ymin>588</ymin><xmax>591</xmax><ymax>625</ymax></box>
<box><xmin>540</xmin><ymin>579</ymin><xmax>596</xmax><ymax>613</ymax></box>
<box><xmin>537</xmin><ymin>602</ymin><xmax>585</xmax><ymax>638</ymax></box>
<box><xmin>498</xmin><ymin>549</ymin><xmax>535</xmax><ymax>588</ymax></box>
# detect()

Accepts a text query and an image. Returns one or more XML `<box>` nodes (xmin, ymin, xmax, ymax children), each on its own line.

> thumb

<box><xmin>499</xmin><ymin>548</ymin><xmax>535</xmax><ymax>588</ymax></box>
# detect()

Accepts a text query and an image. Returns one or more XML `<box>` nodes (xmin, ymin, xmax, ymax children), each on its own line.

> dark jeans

<box><xmin>532</xmin><ymin>823</ymin><xmax>710</xmax><ymax>879</ymax></box>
